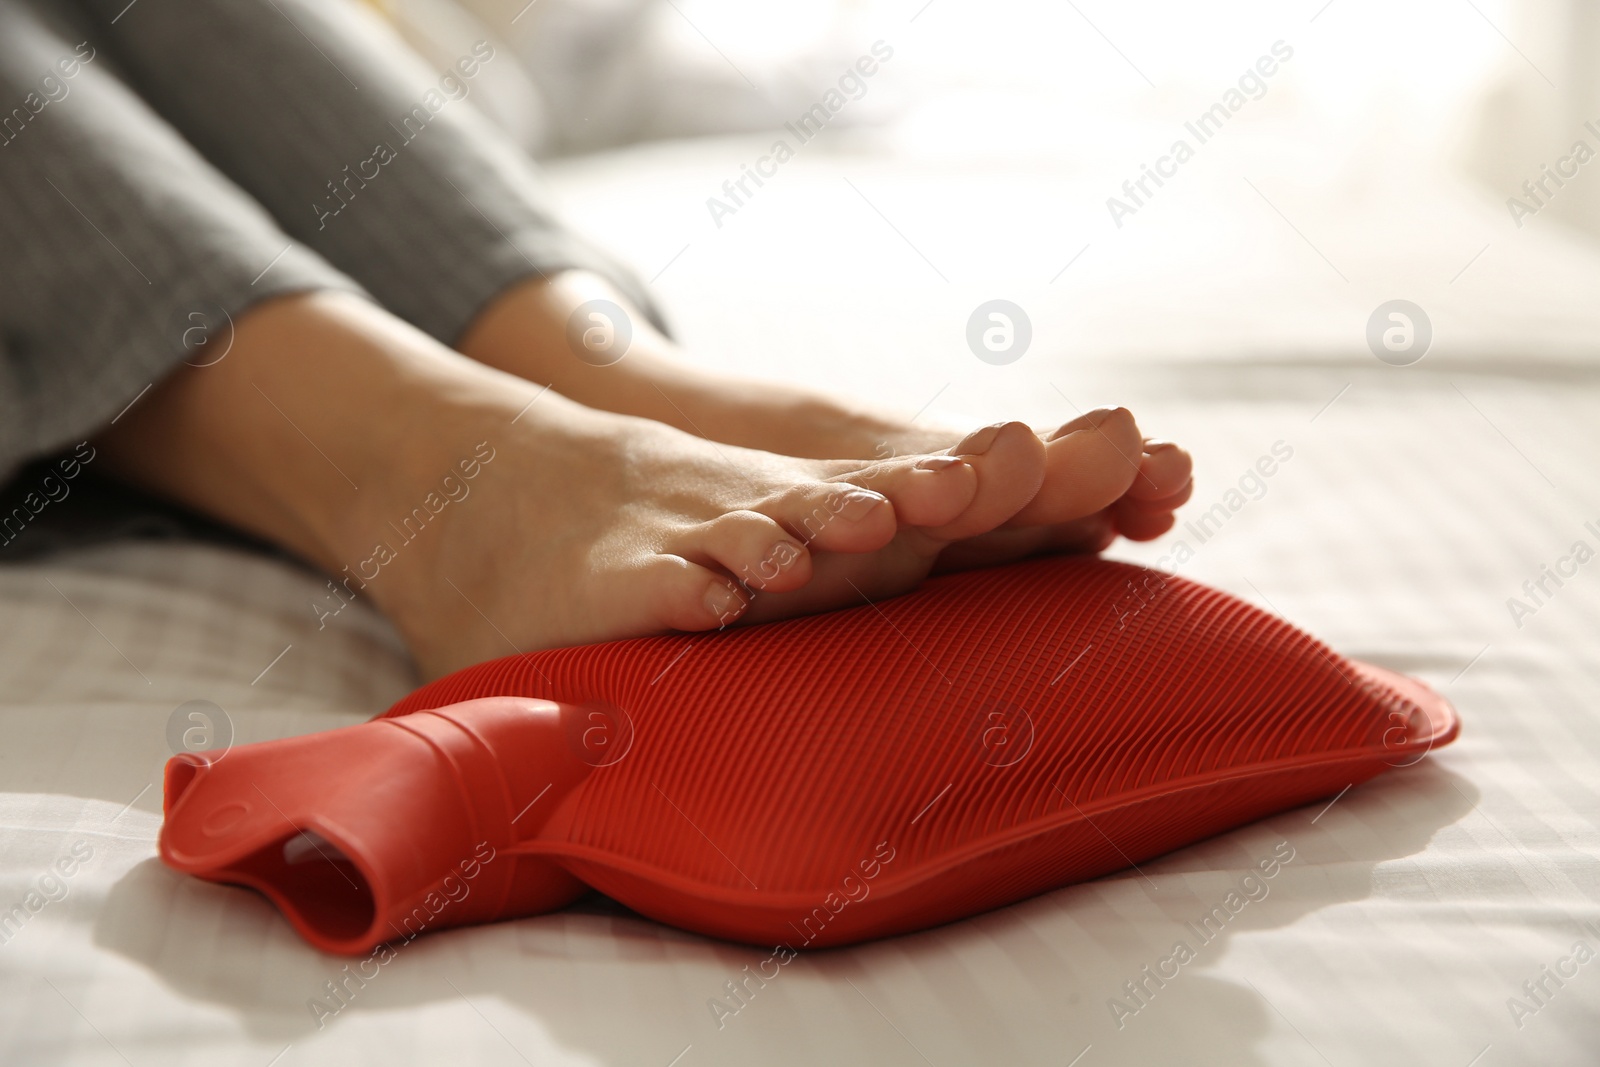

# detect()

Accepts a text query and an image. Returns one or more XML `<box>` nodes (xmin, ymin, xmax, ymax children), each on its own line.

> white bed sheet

<box><xmin>2</xmin><ymin>141</ymin><xmax>1598</xmax><ymax>1066</ymax></box>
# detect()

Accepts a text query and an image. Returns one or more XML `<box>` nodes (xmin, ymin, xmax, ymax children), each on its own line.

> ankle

<box><xmin>459</xmin><ymin>271</ymin><xmax>709</xmax><ymax>419</ymax></box>
<box><xmin>95</xmin><ymin>291</ymin><xmax>502</xmax><ymax>576</ymax></box>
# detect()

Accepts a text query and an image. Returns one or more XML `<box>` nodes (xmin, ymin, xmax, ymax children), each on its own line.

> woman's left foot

<box><xmin>459</xmin><ymin>272</ymin><xmax>1194</xmax><ymax>569</ymax></box>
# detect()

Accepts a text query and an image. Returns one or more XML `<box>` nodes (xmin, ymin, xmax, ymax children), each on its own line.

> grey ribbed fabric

<box><xmin>0</xmin><ymin>0</ymin><xmax>360</xmax><ymax>478</ymax></box>
<box><xmin>0</xmin><ymin>0</ymin><xmax>657</xmax><ymax>478</ymax></box>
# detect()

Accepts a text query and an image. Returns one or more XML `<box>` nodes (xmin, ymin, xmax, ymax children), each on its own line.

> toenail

<box><xmin>915</xmin><ymin>455</ymin><xmax>966</xmax><ymax>472</ymax></box>
<box><xmin>954</xmin><ymin>422</ymin><xmax>1008</xmax><ymax>456</ymax></box>
<box><xmin>768</xmin><ymin>539</ymin><xmax>805</xmax><ymax>568</ymax></box>
<box><xmin>704</xmin><ymin>582</ymin><xmax>744</xmax><ymax>623</ymax></box>
<box><xmin>1047</xmin><ymin>407</ymin><xmax>1124</xmax><ymax>442</ymax></box>
<box><xmin>1144</xmin><ymin>440</ymin><xmax>1176</xmax><ymax>453</ymax></box>
<box><xmin>835</xmin><ymin>489</ymin><xmax>888</xmax><ymax>522</ymax></box>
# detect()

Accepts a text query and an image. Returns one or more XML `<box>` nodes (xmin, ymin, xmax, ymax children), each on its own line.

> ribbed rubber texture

<box><xmin>375</xmin><ymin>556</ymin><xmax>1457</xmax><ymax>948</ymax></box>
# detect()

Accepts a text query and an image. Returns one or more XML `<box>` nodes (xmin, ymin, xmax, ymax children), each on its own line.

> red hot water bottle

<box><xmin>159</xmin><ymin>557</ymin><xmax>1458</xmax><ymax>954</ymax></box>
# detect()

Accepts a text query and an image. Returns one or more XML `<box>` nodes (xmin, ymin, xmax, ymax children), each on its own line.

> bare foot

<box><xmin>343</xmin><ymin>377</ymin><xmax>1047</xmax><ymax>675</ymax></box>
<box><xmin>94</xmin><ymin>292</ymin><xmax>1046</xmax><ymax>679</ymax></box>
<box><xmin>457</xmin><ymin>272</ymin><xmax>1194</xmax><ymax>570</ymax></box>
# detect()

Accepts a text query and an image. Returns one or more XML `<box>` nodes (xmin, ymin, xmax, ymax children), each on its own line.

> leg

<box><xmin>74</xmin><ymin>0</ymin><xmax>660</xmax><ymax>347</ymax></box>
<box><xmin>0</xmin><ymin>0</ymin><xmax>355</xmax><ymax>475</ymax></box>
<box><xmin>98</xmin><ymin>290</ymin><xmax>1048</xmax><ymax>679</ymax></box>
<box><xmin>79</xmin><ymin>0</ymin><xmax>1191</xmax><ymax>563</ymax></box>
<box><xmin>0</xmin><ymin>0</ymin><xmax>1043</xmax><ymax>680</ymax></box>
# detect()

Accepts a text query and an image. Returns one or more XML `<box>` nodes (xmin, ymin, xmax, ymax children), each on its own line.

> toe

<box><xmin>1008</xmin><ymin>406</ymin><xmax>1143</xmax><ymax>527</ymax></box>
<box><xmin>902</xmin><ymin>422</ymin><xmax>1049</xmax><ymax>547</ymax></box>
<box><xmin>764</xmin><ymin>483</ymin><xmax>899</xmax><ymax>553</ymax></box>
<box><xmin>825</xmin><ymin>452</ymin><xmax>980</xmax><ymax>530</ymax></box>
<box><xmin>677</xmin><ymin>511</ymin><xmax>812</xmax><ymax>594</ymax></box>
<box><xmin>928</xmin><ymin>525</ymin><xmax>1056</xmax><ymax>571</ymax></box>
<box><xmin>641</xmin><ymin>554</ymin><xmax>750</xmax><ymax>632</ymax></box>
<box><xmin>1127</xmin><ymin>441</ymin><xmax>1193</xmax><ymax>502</ymax></box>
<box><xmin>1130</xmin><ymin>474</ymin><xmax>1193</xmax><ymax>513</ymax></box>
<box><xmin>933</xmin><ymin>511</ymin><xmax>1116</xmax><ymax>571</ymax></box>
<box><xmin>1114</xmin><ymin>497</ymin><xmax>1179</xmax><ymax>541</ymax></box>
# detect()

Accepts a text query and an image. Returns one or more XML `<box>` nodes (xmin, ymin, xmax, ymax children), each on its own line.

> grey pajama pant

<box><xmin>0</xmin><ymin>0</ymin><xmax>657</xmax><ymax>479</ymax></box>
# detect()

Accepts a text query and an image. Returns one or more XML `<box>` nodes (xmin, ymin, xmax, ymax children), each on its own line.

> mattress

<box><xmin>2</xmin><ymin>138</ymin><xmax>1598</xmax><ymax>1065</ymax></box>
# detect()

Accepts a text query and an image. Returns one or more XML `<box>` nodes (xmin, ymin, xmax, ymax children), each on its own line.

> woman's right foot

<box><xmin>95</xmin><ymin>292</ymin><xmax>1065</xmax><ymax>679</ymax></box>
<box><xmin>349</xmin><ymin>378</ymin><xmax>1050</xmax><ymax>678</ymax></box>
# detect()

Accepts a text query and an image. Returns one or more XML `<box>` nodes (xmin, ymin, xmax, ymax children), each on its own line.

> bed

<box><xmin>2</xmin><ymin>130</ymin><xmax>1597</xmax><ymax>1065</ymax></box>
